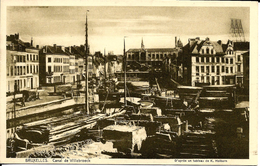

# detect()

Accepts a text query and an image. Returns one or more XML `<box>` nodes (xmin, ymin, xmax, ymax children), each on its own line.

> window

<box><xmin>222</xmin><ymin>57</ymin><xmax>225</xmax><ymax>63</ymax></box>
<box><xmin>196</xmin><ymin>66</ymin><xmax>199</xmax><ymax>75</ymax></box>
<box><xmin>23</xmin><ymin>66</ymin><xmax>25</xmax><ymax>75</ymax></box>
<box><xmin>206</xmin><ymin>66</ymin><xmax>209</xmax><ymax>74</ymax></box>
<box><xmin>36</xmin><ymin>55</ymin><xmax>38</xmax><ymax>61</ymax></box>
<box><xmin>30</xmin><ymin>65</ymin><xmax>32</xmax><ymax>73</ymax></box>
<box><xmin>201</xmin><ymin>66</ymin><xmax>205</xmax><ymax>73</ymax></box>
<box><xmin>201</xmin><ymin>76</ymin><xmax>204</xmax><ymax>83</ymax></box>
<box><xmin>196</xmin><ymin>57</ymin><xmax>199</xmax><ymax>62</ymax></box>
<box><xmin>206</xmin><ymin>76</ymin><xmax>210</xmax><ymax>83</ymax></box>
<box><xmin>11</xmin><ymin>66</ymin><xmax>13</xmax><ymax>76</ymax></box>
<box><xmin>212</xmin><ymin>57</ymin><xmax>215</xmax><ymax>63</ymax></box>
<box><xmin>212</xmin><ymin>76</ymin><xmax>215</xmax><ymax>85</ymax></box>
<box><xmin>48</xmin><ymin>66</ymin><xmax>51</xmax><ymax>73</ymax></box>
<box><xmin>156</xmin><ymin>54</ymin><xmax>159</xmax><ymax>59</ymax></box>
<box><xmin>202</xmin><ymin>49</ymin><xmax>204</xmax><ymax>54</ymax></box>
<box><xmin>211</xmin><ymin>66</ymin><xmax>215</xmax><ymax>73</ymax></box>
<box><xmin>27</xmin><ymin>65</ymin><xmax>29</xmax><ymax>74</ymax></box>
<box><xmin>160</xmin><ymin>54</ymin><xmax>163</xmax><ymax>59</ymax></box>
<box><xmin>238</xmin><ymin>64</ymin><xmax>241</xmax><ymax>72</ymax></box>
<box><xmin>216</xmin><ymin>57</ymin><xmax>220</xmax><ymax>63</ymax></box>
<box><xmin>33</xmin><ymin>55</ymin><xmax>35</xmax><ymax>61</ymax></box>
<box><xmin>226</xmin><ymin>58</ymin><xmax>229</xmax><ymax>64</ymax></box>
<box><xmin>222</xmin><ymin>66</ymin><xmax>225</xmax><ymax>72</ymax></box>
<box><xmin>216</xmin><ymin>66</ymin><xmax>220</xmax><ymax>75</ymax></box>
<box><xmin>206</xmin><ymin>57</ymin><xmax>209</xmax><ymax>62</ymax></box>
<box><xmin>206</xmin><ymin>48</ymin><xmax>209</xmax><ymax>54</ymax></box>
<box><xmin>48</xmin><ymin>57</ymin><xmax>51</xmax><ymax>62</ymax></box>
<box><xmin>222</xmin><ymin>76</ymin><xmax>225</xmax><ymax>85</ymax></box>
<box><xmin>17</xmin><ymin>66</ymin><xmax>19</xmax><ymax>75</ymax></box>
<box><xmin>27</xmin><ymin>54</ymin><xmax>29</xmax><ymax>61</ymax></box>
<box><xmin>230</xmin><ymin>58</ymin><xmax>233</xmax><ymax>64</ymax></box>
<box><xmin>48</xmin><ymin>77</ymin><xmax>52</xmax><ymax>83</ymax></box>
<box><xmin>201</xmin><ymin>57</ymin><xmax>204</xmax><ymax>63</ymax></box>
<box><xmin>211</xmin><ymin>49</ymin><xmax>214</xmax><ymax>54</ymax></box>
<box><xmin>238</xmin><ymin>55</ymin><xmax>241</xmax><ymax>61</ymax></box>
<box><xmin>226</xmin><ymin>67</ymin><xmax>229</xmax><ymax>73</ymax></box>
<box><xmin>216</xmin><ymin>76</ymin><xmax>220</xmax><ymax>85</ymax></box>
<box><xmin>30</xmin><ymin>54</ymin><xmax>32</xmax><ymax>61</ymax></box>
<box><xmin>230</xmin><ymin>67</ymin><xmax>233</xmax><ymax>73</ymax></box>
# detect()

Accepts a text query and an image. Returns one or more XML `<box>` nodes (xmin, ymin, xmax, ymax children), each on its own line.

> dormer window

<box><xmin>202</xmin><ymin>49</ymin><xmax>204</xmax><ymax>54</ymax></box>
<box><xmin>206</xmin><ymin>48</ymin><xmax>209</xmax><ymax>54</ymax></box>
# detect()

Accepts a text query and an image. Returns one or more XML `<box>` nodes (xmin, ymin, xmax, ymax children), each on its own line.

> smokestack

<box><xmin>175</xmin><ymin>36</ymin><xmax>177</xmax><ymax>47</ymax></box>
<box><xmin>31</xmin><ymin>37</ymin><xmax>33</xmax><ymax>46</ymax></box>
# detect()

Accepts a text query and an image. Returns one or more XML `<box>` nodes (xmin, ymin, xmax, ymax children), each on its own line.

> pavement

<box><xmin>6</xmin><ymin>95</ymin><xmax>65</xmax><ymax>112</ymax></box>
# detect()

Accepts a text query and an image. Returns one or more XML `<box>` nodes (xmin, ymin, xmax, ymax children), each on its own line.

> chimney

<box><xmin>53</xmin><ymin>44</ymin><xmax>57</xmax><ymax>51</ymax></box>
<box><xmin>195</xmin><ymin>37</ymin><xmax>200</xmax><ymax>41</ymax></box>
<box><xmin>36</xmin><ymin>45</ymin><xmax>39</xmax><ymax>49</ymax></box>
<box><xmin>15</xmin><ymin>33</ymin><xmax>19</xmax><ymax>40</ymax></box>
<box><xmin>31</xmin><ymin>37</ymin><xmax>33</xmax><ymax>46</ymax></box>
<box><xmin>175</xmin><ymin>36</ymin><xmax>177</xmax><ymax>47</ymax></box>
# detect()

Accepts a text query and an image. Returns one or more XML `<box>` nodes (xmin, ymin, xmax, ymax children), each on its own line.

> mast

<box><xmin>104</xmin><ymin>48</ymin><xmax>106</xmax><ymax>79</ymax></box>
<box><xmin>124</xmin><ymin>37</ymin><xmax>127</xmax><ymax>106</ymax></box>
<box><xmin>85</xmin><ymin>11</ymin><xmax>89</xmax><ymax>115</ymax></box>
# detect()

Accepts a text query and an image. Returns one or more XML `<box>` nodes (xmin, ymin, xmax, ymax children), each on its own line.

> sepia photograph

<box><xmin>0</xmin><ymin>0</ymin><xmax>258</xmax><ymax>165</ymax></box>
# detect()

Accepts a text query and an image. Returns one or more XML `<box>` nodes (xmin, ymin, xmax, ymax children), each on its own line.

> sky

<box><xmin>7</xmin><ymin>6</ymin><xmax>250</xmax><ymax>54</ymax></box>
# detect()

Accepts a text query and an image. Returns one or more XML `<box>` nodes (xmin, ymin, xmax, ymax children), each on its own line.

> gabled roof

<box><xmin>44</xmin><ymin>46</ymin><xmax>69</xmax><ymax>55</ymax></box>
<box><xmin>211</xmin><ymin>42</ymin><xmax>224</xmax><ymax>53</ymax></box>
<box><xmin>184</xmin><ymin>38</ymin><xmax>225</xmax><ymax>55</ymax></box>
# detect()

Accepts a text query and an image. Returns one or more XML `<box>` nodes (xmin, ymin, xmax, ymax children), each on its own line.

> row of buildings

<box><xmin>6</xmin><ymin>33</ymin><xmax>250</xmax><ymax>94</ymax></box>
<box><xmin>120</xmin><ymin>37</ymin><xmax>249</xmax><ymax>92</ymax></box>
<box><xmin>6</xmin><ymin>33</ymin><xmax>121</xmax><ymax>94</ymax></box>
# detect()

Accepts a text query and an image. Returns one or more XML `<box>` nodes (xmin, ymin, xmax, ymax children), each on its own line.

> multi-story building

<box><xmin>70</xmin><ymin>45</ymin><xmax>86</xmax><ymax>83</ymax></box>
<box><xmin>117</xmin><ymin>38</ymin><xmax>180</xmax><ymax>82</ymax></box>
<box><xmin>6</xmin><ymin>34</ymin><xmax>39</xmax><ymax>93</ymax></box>
<box><xmin>39</xmin><ymin>44</ymin><xmax>70</xmax><ymax>85</ymax></box>
<box><xmin>233</xmin><ymin>42</ymin><xmax>250</xmax><ymax>88</ymax></box>
<box><xmin>182</xmin><ymin>37</ymin><xmax>236</xmax><ymax>86</ymax></box>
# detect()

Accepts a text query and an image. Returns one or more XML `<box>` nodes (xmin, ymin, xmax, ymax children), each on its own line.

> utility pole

<box><xmin>124</xmin><ymin>37</ymin><xmax>127</xmax><ymax>106</ymax></box>
<box><xmin>85</xmin><ymin>11</ymin><xmax>89</xmax><ymax>115</ymax></box>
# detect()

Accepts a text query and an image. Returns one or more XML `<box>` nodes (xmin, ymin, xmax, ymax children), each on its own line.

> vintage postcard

<box><xmin>0</xmin><ymin>0</ymin><xmax>258</xmax><ymax>165</ymax></box>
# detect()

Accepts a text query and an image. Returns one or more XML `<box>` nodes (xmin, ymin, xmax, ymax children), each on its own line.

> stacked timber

<box><xmin>199</xmin><ymin>85</ymin><xmax>236</xmax><ymax>109</ymax></box>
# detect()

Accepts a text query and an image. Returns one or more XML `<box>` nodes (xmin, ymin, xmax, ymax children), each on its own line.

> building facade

<box><xmin>6</xmin><ymin>34</ymin><xmax>39</xmax><ymax>93</ymax></box>
<box><xmin>116</xmin><ymin>38</ymin><xmax>181</xmax><ymax>83</ymax></box>
<box><xmin>39</xmin><ymin>45</ymin><xmax>70</xmax><ymax>85</ymax></box>
<box><xmin>182</xmin><ymin>37</ymin><xmax>237</xmax><ymax>86</ymax></box>
<box><xmin>233</xmin><ymin>42</ymin><xmax>250</xmax><ymax>89</ymax></box>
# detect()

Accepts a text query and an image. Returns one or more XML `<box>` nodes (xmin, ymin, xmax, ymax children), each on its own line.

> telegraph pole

<box><xmin>85</xmin><ymin>11</ymin><xmax>89</xmax><ymax>115</ymax></box>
